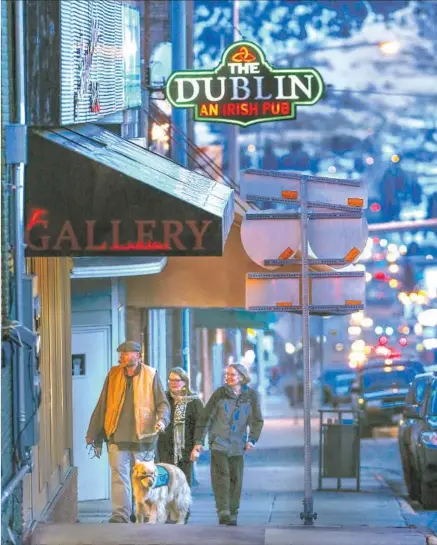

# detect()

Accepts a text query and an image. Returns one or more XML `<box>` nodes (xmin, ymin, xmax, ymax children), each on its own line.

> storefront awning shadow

<box><xmin>25</xmin><ymin>124</ymin><xmax>234</xmax><ymax>257</ymax></box>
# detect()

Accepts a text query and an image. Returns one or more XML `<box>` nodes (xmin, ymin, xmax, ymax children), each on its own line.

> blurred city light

<box><xmin>385</xmin><ymin>327</ymin><xmax>394</xmax><ymax>335</ymax></box>
<box><xmin>391</xmin><ymin>154</ymin><xmax>400</xmax><ymax>163</ymax></box>
<box><xmin>285</xmin><ymin>342</ymin><xmax>295</xmax><ymax>355</ymax></box>
<box><xmin>379</xmin><ymin>40</ymin><xmax>401</xmax><ymax>55</ymax></box>
<box><xmin>365</xmin><ymin>156</ymin><xmax>374</xmax><ymax>165</ymax></box>
<box><xmin>375</xmin><ymin>326</ymin><xmax>383</xmax><ymax>335</ymax></box>
<box><xmin>348</xmin><ymin>326</ymin><xmax>362</xmax><ymax>336</ymax></box>
<box><xmin>389</xmin><ymin>264</ymin><xmax>399</xmax><ymax>274</ymax></box>
<box><xmin>370</xmin><ymin>202</ymin><xmax>381</xmax><ymax>212</ymax></box>
<box><xmin>247</xmin><ymin>144</ymin><xmax>256</xmax><ymax>153</ymax></box>
<box><xmin>361</xmin><ymin>317</ymin><xmax>373</xmax><ymax>328</ymax></box>
<box><xmin>418</xmin><ymin>309</ymin><xmax>437</xmax><ymax>327</ymax></box>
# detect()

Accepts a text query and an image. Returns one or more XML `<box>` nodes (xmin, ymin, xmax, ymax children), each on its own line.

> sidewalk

<box><xmin>34</xmin><ymin>409</ymin><xmax>433</xmax><ymax>544</ymax></box>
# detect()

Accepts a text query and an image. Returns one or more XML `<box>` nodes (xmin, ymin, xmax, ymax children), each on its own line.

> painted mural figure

<box><xmin>86</xmin><ymin>341</ymin><xmax>170</xmax><ymax>523</ymax></box>
<box><xmin>193</xmin><ymin>363</ymin><xmax>264</xmax><ymax>526</ymax></box>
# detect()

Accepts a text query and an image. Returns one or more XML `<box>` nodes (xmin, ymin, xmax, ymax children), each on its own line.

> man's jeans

<box><xmin>108</xmin><ymin>444</ymin><xmax>154</xmax><ymax>522</ymax></box>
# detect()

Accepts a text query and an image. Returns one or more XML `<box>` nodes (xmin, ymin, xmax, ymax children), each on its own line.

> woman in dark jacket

<box><xmin>193</xmin><ymin>363</ymin><xmax>264</xmax><ymax>526</ymax></box>
<box><xmin>157</xmin><ymin>367</ymin><xmax>204</xmax><ymax>488</ymax></box>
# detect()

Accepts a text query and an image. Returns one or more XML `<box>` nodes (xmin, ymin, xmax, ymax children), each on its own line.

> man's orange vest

<box><xmin>104</xmin><ymin>363</ymin><xmax>157</xmax><ymax>440</ymax></box>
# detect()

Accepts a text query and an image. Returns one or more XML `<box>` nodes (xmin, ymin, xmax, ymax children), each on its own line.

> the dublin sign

<box><xmin>165</xmin><ymin>41</ymin><xmax>324</xmax><ymax>127</ymax></box>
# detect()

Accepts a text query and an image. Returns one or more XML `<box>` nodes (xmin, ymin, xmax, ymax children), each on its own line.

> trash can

<box><xmin>318</xmin><ymin>409</ymin><xmax>361</xmax><ymax>491</ymax></box>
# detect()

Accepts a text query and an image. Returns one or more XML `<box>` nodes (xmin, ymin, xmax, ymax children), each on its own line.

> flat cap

<box><xmin>117</xmin><ymin>341</ymin><xmax>142</xmax><ymax>353</ymax></box>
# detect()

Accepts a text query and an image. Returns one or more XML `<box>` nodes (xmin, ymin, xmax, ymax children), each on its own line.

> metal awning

<box><xmin>25</xmin><ymin>124</ymin><xmax>234</xmax><ymax>257</ymax></box>
<box><xmin>71</xmin><ymin>257</ymin><xmax>167</xmax><ymax>278</ymax></box>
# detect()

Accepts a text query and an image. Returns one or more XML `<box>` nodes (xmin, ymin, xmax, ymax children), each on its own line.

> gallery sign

<box><xmin>166</xmin><ymin>41</ymin><xmax>324</xmax><ymax>127</ymax></box>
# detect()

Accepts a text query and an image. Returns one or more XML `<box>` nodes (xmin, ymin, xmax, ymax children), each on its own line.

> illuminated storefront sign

<box><xmin>25</xmin><ymin>209</ymin><xmax>215</xmax><ymax>255</ymax></box>
<box><xmin>166</xmin><ymin>41</ymin><xmax>324</xmax><ymax>127</ymax></box>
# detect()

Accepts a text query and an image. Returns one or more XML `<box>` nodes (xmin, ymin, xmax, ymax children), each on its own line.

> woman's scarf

<box><xmin>170</xmin><ymin>392</ymin><xmax>198</xmax><ymax>464</ymax></box>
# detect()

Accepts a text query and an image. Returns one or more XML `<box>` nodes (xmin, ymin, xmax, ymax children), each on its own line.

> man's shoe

<box><xmin>108</xmin><ymin>516</ymin><xmax>128</xmax><ymax>523</ymax></box>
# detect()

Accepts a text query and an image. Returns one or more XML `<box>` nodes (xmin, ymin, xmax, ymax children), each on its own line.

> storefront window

<box><xmin>123</xmin><ymin>5</ymin><xmax>141</xmax><ymax>109</ymax></box>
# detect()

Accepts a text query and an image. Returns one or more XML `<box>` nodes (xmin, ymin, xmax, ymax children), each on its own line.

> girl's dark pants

<box><xmin>210</xmin><ymin>450</ymin><xmax>244</xmax><ymax>517</ymax></box>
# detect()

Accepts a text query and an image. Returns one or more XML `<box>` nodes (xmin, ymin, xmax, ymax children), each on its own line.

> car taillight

<box><xmin>421</xmin><ymin>431</ymin><xmax>437</xmax><ymax>448</ymax></box>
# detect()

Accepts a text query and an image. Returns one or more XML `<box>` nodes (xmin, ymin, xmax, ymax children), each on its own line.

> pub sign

<box><xmin>165</xmin><ymin>41</ymin><xmax>324</xmax><ymax>127</ymax></box>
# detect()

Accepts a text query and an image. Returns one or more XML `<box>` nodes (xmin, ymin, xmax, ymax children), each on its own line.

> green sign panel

<box><xmin>165</xmin><ymin>41</ymin><xmax>324</xmax><ymax>128</ymax></box>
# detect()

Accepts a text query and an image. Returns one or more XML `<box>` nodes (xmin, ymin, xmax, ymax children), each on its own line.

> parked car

<box><xmin>399</xmin><ymin>374</ymin><xmax>437</xmax><ymax>509</ymax></box>
<box><xmin>331</xmin><ymin>372</ymin><xmax>356</xmax><ymax>407</ymax></box>
<box><xmin>351</xmin><ymin>360</ymin><xmax>425</xmax><ymax>437</ymax></box>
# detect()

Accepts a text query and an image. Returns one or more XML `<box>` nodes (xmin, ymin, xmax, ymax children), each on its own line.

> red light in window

<box><xmin>379</xmin><ymin>336</ymin><xmax>388</xmax><ymax>346</ymax></box>
<box><xmin>399</xmin><ymin>337</ymin><xmax>408</xmax><ymax>346</ymax></box>
<box><xmin>370</xmin><ymin>202</ymin><xmax>381</xmax><ymax>212</ymax></box>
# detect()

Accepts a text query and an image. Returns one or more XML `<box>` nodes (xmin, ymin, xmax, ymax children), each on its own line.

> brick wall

<box><xmin>1</xmin><ymin>0</ymin><xmax>23</xmax><ymax>544</ymax></box>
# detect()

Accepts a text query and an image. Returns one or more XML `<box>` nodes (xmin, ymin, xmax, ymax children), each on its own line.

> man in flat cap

<box><xmin>86</xmin><ymin>341</ymin><xmax>170</xmax><ymax>523</ymax></box>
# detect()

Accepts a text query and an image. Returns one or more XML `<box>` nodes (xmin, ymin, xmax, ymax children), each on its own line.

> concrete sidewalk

<box><xmin>38</xmin><ymin>412</ymin><xmax>433</xmax><ymax>544</ymax></box>
<box><xmin>32</xmin><ymin>524</ymin><xmax>429</xmax><ymax>545</ymax></box>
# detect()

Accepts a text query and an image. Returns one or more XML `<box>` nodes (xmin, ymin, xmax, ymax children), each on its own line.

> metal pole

<box><xmin>14</xmin><ymin>0</ymin><xmax>30</xmax><ymax>463</ymax></box>
<box><xmin>170</xmin><ymin>0</ymin><xmax>187</xmax><ymax>168</ymax></box>
<box><xmin>170</xmin><ymin>1</ymin><xmax>190</xmax><ymax>378</ymax></box>
<box><xmin>1</xmin><ymin>462</ymin><xmax>32</xmax><ymax>506</ymax></box>
<box><xmin>300</xmin><ymin>178</ymin><xmax>317</xmax><ymax>524</ymax></box>
<box><xmin>228</xmin><ymin>0</ymin><xmax>240</xmax><ymax>187</ymax></box>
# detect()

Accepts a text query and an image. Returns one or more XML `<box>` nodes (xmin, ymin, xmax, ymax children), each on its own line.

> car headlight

<box><xmin>421</xmin><ymin>431</ymin><xmax>437</xmax><ymax>449</ymax></box>
<box><xmin>366</xmin><ymin>400</ymin><xmax>382</xmax><ymax>408</ymax></box>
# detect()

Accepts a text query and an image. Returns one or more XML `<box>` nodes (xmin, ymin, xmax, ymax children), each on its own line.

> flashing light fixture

<box><xmin>414</xmin><ymin>323</ymin><xmax>423</xmax><ymax>336</ymax></box>
<box><xmin>423</xmin><ymin>338</ymin><xmax>437</xmax><ymax>350</ymax></box>
<box><xmin>349</xmin><ymin>352</ymin><xmax>366</xmax><ymax>364</ymax></box>
<box><xmin>391</xmin><ymin>154</ymin><xmax>400</xmax><ymax>163</ymax></box>
<box><xmin>348</xmin><ymin>326</ymin><xmax>362</xmax><ymax>336</ymax></box>
<box><xmin>418</xmin><ymin>309</ymin><xmax>437</xmax><ymax>327</ymax></box>
<box><xmin>285</xmin><ymin>342</ymin><xmax>295</xmax><ymax>355</ymax></box>
<box><xmin>351</xmin><ymin>339</ymin><xmax>366</xmax><ymax>352</ymax></box>
<box><xmin>385</xmin><ymin>327</ymin><xmax>394</xmax><ymax>336</ymax></box>
<box><xmin>361</xmin><ymin>317</ymin><xmax>373</xmax><ymax>328</ymax></box>
<box><xmin>244</xmin><ymin>349</ymin><xmax>256</xmax><ymax>365</ymax></box>
<box><xmin>379</xmin><ymin>40</ymin><xmax>401</xmax><ymax>55</ymax></box>
<box><xmin>389</xmin><ymin>264</ymin><xmax>399</xmax><ymax>274</ymax></box>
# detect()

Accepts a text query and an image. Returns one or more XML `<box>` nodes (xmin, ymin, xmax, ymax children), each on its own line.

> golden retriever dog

<box><xmin>132</xmin><ymin>460</ymin><xmax>191</xmax><ymax>524</ymax></box>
